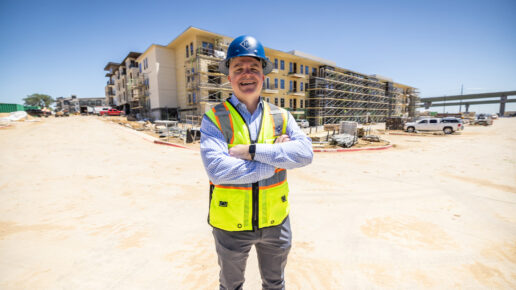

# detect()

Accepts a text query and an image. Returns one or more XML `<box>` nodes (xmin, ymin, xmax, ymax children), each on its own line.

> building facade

<box><xmin>56</xmin><ymin>95</ymin><xmax>105</xmax><ymax>113</ymax></box>
<box><xmin>104</xmin><ymin>26</ymin><xmax>419</xmax><ymax>124</ymax></box>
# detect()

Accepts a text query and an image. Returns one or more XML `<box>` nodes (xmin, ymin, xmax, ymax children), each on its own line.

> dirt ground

<box><xmin>0</xmin><ymin>116</ymin><xmax>515</xmax><ymax>289</ymax></box>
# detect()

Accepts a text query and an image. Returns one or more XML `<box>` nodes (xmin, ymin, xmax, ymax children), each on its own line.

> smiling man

<box><xmin>200</xmin><ymin>35</ymin><xmax>313</xmax><ymax>290</ymax></box>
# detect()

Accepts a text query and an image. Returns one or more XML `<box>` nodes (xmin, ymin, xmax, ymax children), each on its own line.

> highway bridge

<box><xmin>419</xmin><ymin>90</ymin><xmax>516</xmax><ymax>115</ymax></box>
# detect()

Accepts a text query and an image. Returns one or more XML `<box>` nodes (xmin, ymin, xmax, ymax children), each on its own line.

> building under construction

<box><xmin>104</xmin><ymin>27</ymin><xmax>418</xmax><ymax>124</ymax></box>
<box><xmin>307</xmin><ymin>66</ymin><xmax>418</xmax><ymax>125</ymax></box>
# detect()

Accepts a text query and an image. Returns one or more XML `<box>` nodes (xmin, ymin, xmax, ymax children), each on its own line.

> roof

<box><xmin>103</xmin><ymin>62</ymin><xmax>120</xmax><ymax>71</ymax></box>
<box><xmin>121</xmin><ymin>52</ymin><xmax>142</xmax><ymax>65</ymax></box>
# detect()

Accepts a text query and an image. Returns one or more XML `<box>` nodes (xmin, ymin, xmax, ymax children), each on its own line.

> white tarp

<box><xmin>6</xmin><ymin>111</ymin><xmax>28</xmax><ymax>121</ymax></box>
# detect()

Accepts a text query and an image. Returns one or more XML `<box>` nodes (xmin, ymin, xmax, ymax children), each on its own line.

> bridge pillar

<box><xmin>500</xmin><ymin>95</ymin><xmax>507</xmax><ymax>116</ymax></box>
<box><xmin>424</xmin><ymin>101</ymin><xmax>431</xmax><ymax>110</ymax></box>
<box><xmin>465</xmin><ymin>103</ymin><xmax>470</xmax><ymax>113</ymax></box>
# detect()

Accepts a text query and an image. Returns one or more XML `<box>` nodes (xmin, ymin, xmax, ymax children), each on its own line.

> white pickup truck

<box><xmin>404</xmin><ymin>118</ymin><xmax>463</xmax><ymax>134</ymax></box>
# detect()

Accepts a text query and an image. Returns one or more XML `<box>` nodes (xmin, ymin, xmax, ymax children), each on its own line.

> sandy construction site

<box><xmin>0</xmin><ymin>116</ymin><xmax>515</xmax><ymax>289</ymax></box>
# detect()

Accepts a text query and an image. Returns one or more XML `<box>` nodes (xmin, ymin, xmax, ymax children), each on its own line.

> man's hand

<box><xmin>275</xmin><ymin>134</ymin><xmax>290</xmax><ymax>143</ymax></box>
<box><xmin>229</xmin><ymin>145</ymin><xmax>252</xmax><ymax>160</ymax></box>
<box><xmin>229</xmin><ymin>135</ymin><xmax>291</xmax><ymax>160</ymax></box>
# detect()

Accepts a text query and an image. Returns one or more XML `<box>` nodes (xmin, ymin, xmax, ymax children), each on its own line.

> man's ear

<box><xmin>228</xmin><ymin>75</ymin><xmax>232</xmax><ymax>82</ymax></box>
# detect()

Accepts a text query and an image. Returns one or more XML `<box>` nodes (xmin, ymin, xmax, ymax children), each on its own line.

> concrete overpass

<box><xmin>419</xmin><ymin>90</ymin><xmax>516</xmax><ymax>115</ymax></box>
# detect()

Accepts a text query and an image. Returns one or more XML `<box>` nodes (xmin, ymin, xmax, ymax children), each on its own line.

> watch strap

<box><xmin>249</xmin><ymin>144</ymin><xmax>256</xmax><ymax>160</ymax></box>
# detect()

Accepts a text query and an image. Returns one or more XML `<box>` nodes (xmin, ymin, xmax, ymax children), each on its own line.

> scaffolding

<box><xmin>127</xmin><ymin>74</ymin><xmax>152</xmax><ymax>119</ymax></box>
<box><xmin>183</xmin><ymin>39</ymin><xmax>232</xmax><ymax>120</ymax></box>
<box><xmin>306</xmin><ymin>66</ymin><xmax>417</xmax><ymax>125</ymax></box>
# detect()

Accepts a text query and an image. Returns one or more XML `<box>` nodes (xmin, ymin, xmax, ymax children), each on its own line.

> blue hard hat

<box><xmin>218</xmin><ymin>35</ymin><xmax>273</xmax><ymax>75</ymax></box>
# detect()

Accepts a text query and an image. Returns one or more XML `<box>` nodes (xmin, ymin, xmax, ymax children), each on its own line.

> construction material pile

<box><xmin>329</xmin><ymin>134</ymin><xmax>356</xmax><ymax>148</ymax></box>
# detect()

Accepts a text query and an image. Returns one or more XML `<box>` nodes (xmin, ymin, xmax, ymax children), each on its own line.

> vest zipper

<box><xmin>226</xmin><ymin>98</ymin><xmax>265</xmax><ymax>231</ymax></box>
<box><xmin>252</xmin><ymin>181</ymin><xmax>259</xmax><ymax>230</ymax></box>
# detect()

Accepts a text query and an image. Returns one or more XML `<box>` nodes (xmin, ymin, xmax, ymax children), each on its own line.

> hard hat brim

<box><xmin>219</xmin><ymin>57</ymin><xmax>274</xmax><ymax>75</ymax></box>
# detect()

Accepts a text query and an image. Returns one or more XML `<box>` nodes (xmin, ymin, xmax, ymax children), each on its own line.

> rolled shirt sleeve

<box><xmin>200</xmin><ymin>115</ymin><xmax>276</xmax><ymax>185</ymax></box>
<box><xmin>253</xmin><ymin>112</ymin><xmax>313</xmax><ymax>169</ymax></box>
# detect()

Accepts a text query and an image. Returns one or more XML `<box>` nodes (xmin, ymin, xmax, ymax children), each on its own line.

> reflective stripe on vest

<box><xmin>205</xmin><ymin>99</ymin><xmax>289</xmax><ymax>231</ymax></box>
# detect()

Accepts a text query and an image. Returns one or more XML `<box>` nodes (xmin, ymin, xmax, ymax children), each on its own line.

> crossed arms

<box><xmin>200</xmin><ymin>112</ymin><xmax>313</xmax><ymax>185</ymax></box>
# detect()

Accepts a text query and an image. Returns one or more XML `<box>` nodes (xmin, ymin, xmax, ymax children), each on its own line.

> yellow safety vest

<box><xmin>204</xmin><ymin>99</ymin><xmax>289</xmax><ymax>231</ymax></box>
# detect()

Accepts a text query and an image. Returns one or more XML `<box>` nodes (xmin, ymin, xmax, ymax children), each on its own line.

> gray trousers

<box><xmin>212</xmin><ymin>216</ymin><xmax>292</xmax><ymax>290</ymax></box>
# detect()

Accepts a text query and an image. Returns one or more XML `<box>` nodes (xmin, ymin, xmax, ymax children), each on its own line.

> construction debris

<box><xmin>385</xmin><ymin>117</ymin><xmax>406</xmax><ymax>130</ymax></box>
<box><xmin>330</xmin><ymin>134</ymin><xmax>357</xmax><ymax>148</ymax></box>
<box><xmin>362</xmin><ymin>135</ymin><xmax>381</xmax><ymax>142</ymax></box>
<box><xmin>339</xmin><ymin>121</ymin><xmax>358</xmax><ymax>135</ymax></box>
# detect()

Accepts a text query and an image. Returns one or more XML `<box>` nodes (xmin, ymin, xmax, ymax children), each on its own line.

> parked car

<box><xmin>441</xmin><ymin>117</ymin><xmax>464</xmax><ymax>131</ymax></box>
<box><xmin>94</xmin><ymin>106</ymin><xmax>111</xmax><ymax>115</ymax></box>
<box><xmin>474</xmin><ymin>114</ymin><xmax>493</xmax><ymax>126</ymax></box>
<box><xmin>404</xmin><ymin>118</ymin><xmax>462</xmax><ymax>134</ymax></box>
<box><xmin>102</xmin><ymin>109</ymin><xmax>123</xmax><ymax>116</ymax></box>
<box><xmin>296</xmin><ymin>119</ymin><xmax>309</xmax><ymax>128</ymax></box>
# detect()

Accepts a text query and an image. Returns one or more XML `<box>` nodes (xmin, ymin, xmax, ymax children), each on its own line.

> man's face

<box><xmin>228</xmin><ymin>56</ymin><xmax>265</xmax><ymax>101</ymax></box>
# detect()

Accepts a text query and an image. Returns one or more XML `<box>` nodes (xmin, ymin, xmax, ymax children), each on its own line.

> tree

<box><xmin>23</xmin><ymin>93</ymin><xmax>55</xmax><ymax>108</ymax></box>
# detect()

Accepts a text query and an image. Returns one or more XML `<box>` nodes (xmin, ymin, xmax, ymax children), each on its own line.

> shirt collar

<box><xmin>229</xmin><ymin>94</ymin><xmax>263</xmax><ymax>112</ymax></box>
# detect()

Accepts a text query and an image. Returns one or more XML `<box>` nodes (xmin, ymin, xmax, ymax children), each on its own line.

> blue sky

<box><xmin>1</xmin><ymin>0</ymin><xmax>515</xmax><ymax>114</ymax></box>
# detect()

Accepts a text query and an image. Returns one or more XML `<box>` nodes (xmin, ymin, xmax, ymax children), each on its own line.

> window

<box><xmin>274</xmin><ymin>59</ymin><xmax>278</xmax><ymax>69</ymax></box>
<box><xmin>280</xmin><ymin>60</ymin><xmax>285</xmax><ymax>70</ymax></box>
<box><xmin>143</xmin><ymin>58</ymin><xmax>148</xmax><ymax>69</ymax></box>
<box><xmin>280</xmin><ymin>79</ymin><xmax>285</xmax><ymax>89</ymax></box>
<box><xmin>305</xmin><ymin>66</ymin><xmax>309</xmax><ymax>74</ymax></box>
<box><xmin>289</xmin><ymin>80</ymin><xmax>293</xmax><ymax>91</ymax></box>
<box><xmin>429</xmin><ymin>119</ymin><xmax>438</xmax><ymax>124</ymax></box>
<box><xmin>186</xmin><ymin>45</ymin><xmax>189</xmax><ymax>58</ymax></box>
<box><xmin>193</xmin><ymin>92</ymin><xmax>196</xmax><ymax>103</ymax></box>
<box><xmin>419</xmin><ymin>120</ymin><xmax>428</xmax><ymax>124</ymax></box>
<box><xmin>312</xmin><ymin>68</ymin><xmax>316</xmax><ymax>76</ymax></box>
<box><xmin>266</xmin><ymin>98</ymin><xmax>270</xmax><ymax>102</ymax></box>
<box><xmin>305</xmin><ymin>83</ymin><xmax>308</xmax><ymax>91</ymax></box>
<box><xmin>274</xmin><ymin>78</ymin><xmax>278</xmax><ymax>89</ymax></box>
<box><xmin>289</xmin><ymin>62</ymin><xmax>292</xmax><ymax>73</ymax></box>
<box><xmin>266</xmin><ymin>78</ymin><xmax>270</xmax><ymax>89</ymax></box>
<box><xmin>289</xmin><ymin>99</ymin><xmax>292</xmax><ymax>108</ymax></box>
<box><xmin>300</xmin><ymin>82</ymin><xmax>303</xmax><ymax>91</ymax></box>
<box><xmin>300</xmin><ymin>65</ymin><xmax>303</xmax><ymax>74</ymax></box>
<box><xmin>274</xmin><ymin>98</ymin><xmax>278</xmax><ymax>105</ymax></box>
<box><xmin>300</xmin><ymin>100</ymin><xmax>303</xmax><ymax>108</ymax></box>
<box><xmin>188</xmin><ymin>94</ymin><xmax>191</xmax><ymax>104</ymax></box>
<box><xmin>139</xmin><ymin>63</ymin><xmax>142</xmax><ymax>73</ymax></box>
<box><xmin>280</xmin><ymin>98</ymin><xmax>285</xmax><ymax>107</ymax></box>
<box><xmin>190</xmin><ymin>42</ymin><xmax>193</xmax><ymax>56</ymax></box>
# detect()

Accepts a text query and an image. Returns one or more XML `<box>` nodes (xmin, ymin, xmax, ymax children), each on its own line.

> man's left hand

<box><xmin>228</xmin><ymin>145</ymin><xmax>252</xmax><ymax>160</ymax></box>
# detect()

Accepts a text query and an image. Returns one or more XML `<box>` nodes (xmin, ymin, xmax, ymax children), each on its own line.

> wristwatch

<box><xmin>249</xmin><ymin>144</ymin><xmax>256</xmax><ymax>160</ymax></box>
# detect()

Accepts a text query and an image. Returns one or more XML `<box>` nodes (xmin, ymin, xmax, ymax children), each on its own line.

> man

<box><xmin>200</xmin><ymin>35</ymin><xmax>313</xmax><ymax>290</ymax></box>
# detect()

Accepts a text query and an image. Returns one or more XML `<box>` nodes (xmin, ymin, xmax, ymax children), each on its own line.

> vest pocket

<box><xmin>260</xmin><ymin>181</ymin><xmax>290</xmax><ymax>228</ymax></box>
<box><xmin>209</xmin><ymin>188</ymin><xmax>251</xmax><ymax>231</ymax></box>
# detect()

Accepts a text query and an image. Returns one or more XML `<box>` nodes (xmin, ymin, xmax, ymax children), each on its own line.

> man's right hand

<box><xmin>275</xmin><ymin>134</ymin><xmax>290</xmax><ymax>143</ymax></box>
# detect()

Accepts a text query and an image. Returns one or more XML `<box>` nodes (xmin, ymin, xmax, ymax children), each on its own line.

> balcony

<box><xmin>196</xmin><ymin>47</ymin><xmax>225</xmax><ymax>59</ymax></box>
<box><xmin>287</xmin><ymin>71</ymin><xmax>306</xmax><ymax>78</ymax></box>
<box><xmin>263</xmin><ymin>85</ymin><xmax>279</xmax><ymax>94</ymax></box>
<box><xmin>287</xmin><ymin>90</ymin><xmax>305</xmax><ymax>96</ymax></box>
<box><xmin>107</xmin><ymin>80</ymin><xmax>114</xmax><ymax>86</ymax></box>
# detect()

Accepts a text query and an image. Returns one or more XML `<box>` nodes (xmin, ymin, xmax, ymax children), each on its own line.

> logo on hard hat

<box><xmin>240</xmin><ymin>39</ymin><xmax>251</xmax><ymax>49</ymax></box>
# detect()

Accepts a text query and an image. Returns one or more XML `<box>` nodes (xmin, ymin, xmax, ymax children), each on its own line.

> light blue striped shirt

<box><xmin>200</xmin><ymin>95</ymin><xmax>313</xmax><ymax>185</ymax></box>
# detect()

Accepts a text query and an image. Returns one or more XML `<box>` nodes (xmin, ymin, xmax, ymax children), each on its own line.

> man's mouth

<box><xmin>239</xmin><ymin>81</ymin><xmax>256</xmax><ymax>87</ymax></box>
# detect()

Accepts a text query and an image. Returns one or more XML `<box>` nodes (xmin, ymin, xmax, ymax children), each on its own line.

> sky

<box><xmin>1</xmin><ymin>0</ymin><xmax>515</xmax><ymax>114</ymax></box>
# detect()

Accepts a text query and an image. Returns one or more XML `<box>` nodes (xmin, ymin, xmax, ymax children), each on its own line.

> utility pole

<box><xmin>459</xmin><ymin>84</ymin><xmax>463</xmax><ymax>113</ymax></box>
